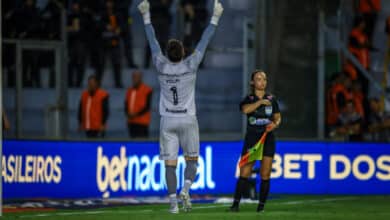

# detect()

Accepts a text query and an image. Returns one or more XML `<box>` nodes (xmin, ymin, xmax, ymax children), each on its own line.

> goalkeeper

<box><xmin>138</xmin><ymin>0</ymin><xmax>223</xmax><ymax>214</ymax></box>
<box><xmin>229</xmin><ymin>70</ymin><xmax>282</xmax><ymax>212</ymax></box>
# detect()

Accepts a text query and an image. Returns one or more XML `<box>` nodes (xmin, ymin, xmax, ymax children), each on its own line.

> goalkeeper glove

<box><xmin>138</xmin><ymin>0</ymin><xmax>151</xmax><ymax>25</ymax></box>
<box><xmin>211</xmin><ymin>0</ymin><xmax>224</xmax><ymax>26</ymax></box>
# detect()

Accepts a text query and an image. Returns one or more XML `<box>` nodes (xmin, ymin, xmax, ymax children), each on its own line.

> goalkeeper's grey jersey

<box><xmin>144</xmin><ymin>23</ymin><xmax>216</xmax><ymax>117</ymax></box>
<box><xmin>154</xmin><ymin>54</ymin><xmax>200</xmax><ymax>117</ymax></box>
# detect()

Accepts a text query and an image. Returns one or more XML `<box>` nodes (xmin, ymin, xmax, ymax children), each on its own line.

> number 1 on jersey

<box><xmin>170</xmin><ymin>86</ymin><xmax>179</xmax><ymax>105</ymax></box>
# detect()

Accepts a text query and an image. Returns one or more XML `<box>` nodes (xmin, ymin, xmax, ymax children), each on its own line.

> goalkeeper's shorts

<box><xmin>241</xmin><ymin>131</ymin><xmax>276</xmax><ymax>158</ymax></box>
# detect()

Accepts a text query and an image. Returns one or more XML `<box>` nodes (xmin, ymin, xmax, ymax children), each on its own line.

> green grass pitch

<box><xmin>3</xmin><ymin>195</ymin><xmax>390</xmax><ymax>220</ymax></box>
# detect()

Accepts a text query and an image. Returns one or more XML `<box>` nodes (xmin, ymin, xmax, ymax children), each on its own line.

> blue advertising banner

<box><xmin>2</xmin><ymin>140</ymin><xmax>390</xmax><ymax>199</ymax></box>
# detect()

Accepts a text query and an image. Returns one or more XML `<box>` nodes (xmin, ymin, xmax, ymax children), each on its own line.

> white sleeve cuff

<box><xmin>211</xmin><ymin>15</ymin><xmax>220</xmax><ymax>26</ymax></box>
<box><xmin>143</xmin><ymin>12</ymin><xmax>151</xmax><ymax>25</ymax></box>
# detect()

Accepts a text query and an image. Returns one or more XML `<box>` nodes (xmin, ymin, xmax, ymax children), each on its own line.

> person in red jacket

<box><xmin>357</xmin><ymin>0</ymin><xmax>381</xmax><ymax>42</ymax></box>
<box><xmin>78</xmin><ymin>75</ymin><xmax>110</xmax><ymax>138</ymax></box>
<box><xmin>349</xmin><ymin>17</ymin><xmax>370</xmax><ymax>70</ymax></box>
<box><xmin>326</xmin><ymin>73</ymin><xmax>353</xmax><ymax>127</ymax></box>
<box><xmin>125</xmin><ymin>71</ymin><xmax>153</xmax><ymax>138</ymax></box>
<box><xmin>348</xmin><ymin>16</ymin><xmax>371</xmax><ymax>94</ymax></box>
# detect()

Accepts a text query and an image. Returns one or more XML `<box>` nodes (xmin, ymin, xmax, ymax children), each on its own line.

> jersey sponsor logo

<box><xmin>165</xmin><ymin>108</ymin><xmax>187</xmax><ymax>114</ymax></box>
<box><xmin>166</xmin><ymin>79</ymin><xmax>180</xmax><ymax>84</ymax></box>
<box><xmin>265</xmin><ymin>106</ymin><xmax>273</xmax><ymax>116</ymax></box>
<box><xmin>248</xmin><ymin>117</ymin><xmax>271</xmax><ymax>126</ymax></box>
<box><xmin>159</xmin><ymin>72</ymin><xmax>192</xmax><ymax>77</ymax></box>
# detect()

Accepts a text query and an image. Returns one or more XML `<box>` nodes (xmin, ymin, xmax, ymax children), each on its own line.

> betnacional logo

<box><xmin>2</xmin><ymin>155</ymin><xmax>62</xmax><ymax>184</ymax></box>
<box><xmin>96</xmin><ymin>146</ymin><xmax>215</xmax><ymax>198</ymax></box>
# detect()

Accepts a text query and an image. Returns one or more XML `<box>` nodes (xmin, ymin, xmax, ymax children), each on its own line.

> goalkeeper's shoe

<box><xmin>179</xmin><ymin>190</ymin><xmax>192</xmax><ymax>212</ymax></box>
<box><xmin>169</xmin><ymin>202</ymin><xmax>179</xmax><ymax>214</ymax></box>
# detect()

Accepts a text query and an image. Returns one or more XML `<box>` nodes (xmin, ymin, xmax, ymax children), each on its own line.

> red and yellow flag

<box><xmin>239</xmin><ymin>132</ymin><xmax>268</xmax><ymax>168</ymax></box>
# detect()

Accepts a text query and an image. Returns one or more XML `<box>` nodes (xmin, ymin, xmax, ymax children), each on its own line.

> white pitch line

<box><xmin>277</xmin><ymin>197</ymin><xmax>359</xmax><ymax>205</ymax></box>
<box><xmin>19</xmin><ymin>209</ymin><xmax>153</xmax><ymax>218</ymax></box>
<box><xmin>158</xmin><ymin>204</ymin><xmax>230</xmax><ymax>212</ymax></box>
<box><xmin>193</xmin><ymin>204</ymin><xmax>230</xmax><ymax>210</ymax></box>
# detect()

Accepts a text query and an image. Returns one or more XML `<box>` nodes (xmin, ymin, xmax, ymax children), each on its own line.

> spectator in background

<box><xmin>15</xmin><ymin>0</ymin><xmax>41</xmax><ymax>87</ymax></box>
<box><xmin>67</xmin><ymin>1</ymin><xmax>87</xmax><ymax>88</ymax></box>
<box><xmin>80</xmin><ymin>0</ymin><xmax>104</xmax><ymax>83</ymax></box>
<box><xmin>2</xmin><ymin>0</ymin><xmax>18</xmax><ymax>37</ymax></box>
<box><xmin>144</xmin><ymin>0</ymin><xmax>173</xmax><ymax>68</ymax></box>
<box><xmin>40</xmin><ymin>0</ymin><xmax>64</xmax><ymax>88</ymax></box>
<box><xmin>332</xmin><ymin>100</ymin><xmax>364</xmax><ymax>141</ymax></box>
<box><xmin>41</xmin><ymin>0</ymin><xmax>63</xmax><ymax>40</ymax></box>
<box><xmin>116</xmin><ymin>0</ymin><xmax>137</xmax><ymax>68</ymax></box>
<box><xmin>3</xmin><ymin>0</ymin><xmax>19</xmax><ymax>88</ymax></box>
<box><xmin>125</xmin><ymin>71</ymin><xmax>153</xmax><ymax>138</ymax></box>
<box><xmin>100</xmin><ymin>0</ymin><xmax>123</xmax><ymax>88</ymax></box>
<box><xmin>351</xmin><ymin>80</ymin><xmax>366</xmax><ymax>118</ymax></box>
<box><xmin>80</xmin><ymin>0</ymin><xmax>103</xmax><ymax>14</ymax></box>
<box><xmin>367</xmin><ymin>98</ymin><xmax>390</xmax><ymax>142</ymax></box>
<box><xmin>349</xmin><ymin>16</ymin><xmax>370</xmax><ymax>70</ymax></box>
<box><xmin>181</xmin><ymin>0</ymin><xmax>208</xmax><ymax>57</ymax></box>
<box><xmin>326</xmin><ymin>73</ymin><xmax>352</xmax><ymax>129</ymax></box>
<box><xmin>3</xmin><ymin>0</ymin><xmax>17</xmax><ymax>88</ymax></box>
<box><xmin>386</xmin><ymin>16</ymin><xmax>390</xmax><ymax>34</ymax></box>
<box><xmin>348</xmin><ymin>16</ymin><xmax>371</xmax><ymax>94</ymax></box>
<box><xmin>357</xmin><ymin>0</ymin><xmax>381</xmax><ymax>42</ymax></box>
<box><xmin>78</xmin><ymin>75</ymin><xmax>110</xmax><ymax>138</ymax></box>
<box><xmin>2</xmin><ymin>109</ymin><xmax>11</xmax><ymax>132</ymax></box>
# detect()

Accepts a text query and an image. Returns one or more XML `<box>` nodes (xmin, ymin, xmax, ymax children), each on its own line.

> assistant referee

<box><xmin>229</xmin><ymin>70</ymin><xmax>282</xmax><ymax>212</ymax></box>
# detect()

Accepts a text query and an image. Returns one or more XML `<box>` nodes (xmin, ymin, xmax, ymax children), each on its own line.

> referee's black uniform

<box><xmin>239</xmin><ymin>93</ymin><xmax>280</xmax><ymax>158</ymax></box>
<box><xmin>230</xmin><ymin>92</ymin><xmax>280</xmax><ymax>212</ymax></box>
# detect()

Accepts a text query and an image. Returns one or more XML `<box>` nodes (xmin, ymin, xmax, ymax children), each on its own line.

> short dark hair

<box><xmin>167</xmin><ymin>39</ymin><xmax>184</xmax><ymax>62</ymax></box>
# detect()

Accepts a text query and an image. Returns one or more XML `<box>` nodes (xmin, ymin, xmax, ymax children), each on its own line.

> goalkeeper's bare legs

<box><xmin>257</xmin><ymin>156</ymin><xmax>273</xmax><ymax>212</ymax></box>
<box><xmin>230</xmin><ymin>161</ymin><xmax>255</xmax><ymax>211</ymax></box>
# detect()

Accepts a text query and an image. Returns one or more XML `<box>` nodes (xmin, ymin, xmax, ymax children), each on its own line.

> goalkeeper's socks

<box><xmin>258</xmin><ymin>179</ymin><xmax>270</xmax><ymax>210</ymax></box>
<box><xmin>165</xmin><ymin>165</ymin><xmax>177</xmax><ymax>195</ymax></box>
<box><xmin>182</xmin><ymin>180</ymin><xmax>192</xmax><ymax>194</ymax></box>
<box><xmin>169</xmin><ymin>193</ymin><xmax>178</xmax><ymax>204</ymax></box>
<box><xmin>232</xmin><ymin>177</ymin><xmax>249</xmax><ymax>207</ymax></box>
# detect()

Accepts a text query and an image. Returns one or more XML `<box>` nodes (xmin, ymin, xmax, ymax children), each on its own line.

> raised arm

<box><xmin>138</xmin><ymin>0</ymin><xmax>163</xmax><ymax>56</ymax></box>
<box><xmin>195</xmin><ymin>25</ymin><xmax>216</xmax><ymax>56</ymax></box>
<box><xmin>192</xmin><ymin>0</ymin><xmax>224</xmax><ymax>65</ymax></box>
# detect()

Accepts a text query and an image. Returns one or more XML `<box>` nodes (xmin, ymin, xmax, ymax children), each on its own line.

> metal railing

<box><xmin>2</xmin><ymin>9</ymin><xmax>68</xmax><ymax>139</ymax></box>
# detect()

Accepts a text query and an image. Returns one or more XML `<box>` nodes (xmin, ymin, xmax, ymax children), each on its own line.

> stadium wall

<box><xmin>2</xmin><ymin>140</ymin><xmax>390</xmax><ymax>199</ymax></box>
